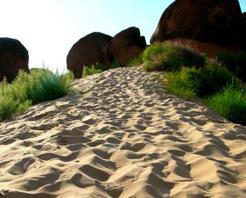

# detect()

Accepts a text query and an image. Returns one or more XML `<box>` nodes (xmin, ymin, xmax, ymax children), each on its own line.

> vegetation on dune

<box><xmin>143</xmin><ymin>42</ymin><xmax>205</xmax><ymax>72</ymax></box>
<box><xmin>83</xmin><ymin>65</ymin><xmax>103</xmax><ymax>76</ymax></box>
<box><xmin>206</xmin><ymin>87</ymin><xmax>246</xmax><ymax>125</ymax></box>
<box><xmin>217</xmin><ymin>52</ymin><xmax>246</xmax><ymax>82</ymax></box>
<box><xmin>82</xmin><ymin>60</ymin><xmax>123</xmax><ymax>77</ymax></box>
<box><xmin>166</xmin><ymin>67</ymin><xmax>199</xmax><ymax>99</ymax></box>
<box><xmin>143</xmin><ymin>42</ymin><xmax>246</xmax><ymax>125</ymax></box>
<box><xmin>128</xmin><ymin>53</ymin><xmax>144</xmax><ymax>66</ymax></box>
<box><xmin>0</xmin><ymin>69</ymin><xmax>73</xmax><ymax>120</ymax></box>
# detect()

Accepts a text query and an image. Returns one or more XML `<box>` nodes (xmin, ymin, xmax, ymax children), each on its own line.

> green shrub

<box><xmin>82</xmin><ymin>60</ymin><xmax>123</xmax><ymax>76</ymax></box>
<box><xmin>109</xmin><ymin>59</ymin><xmax>123</xmax><ymax>69</ymax></box>
<box><xmin>166</xmin><ymin>67</ymin><xmax>200</xmax><ymax>99</ymax></box>
<box><xmin>0</xmin><ymin>69</ymin><xmax>73</xmax><ymax>120</ymax></box>
<box><xmin>83</xmin><ymin>65</ymin><xmax>103</xmax><ymax>76</ymax></box>
<box><xmin>128</xmin><ymin>53</ymin><xmax>143</xmax><ymax>66</ymax></box>
<box><xmin>166</xmin><ymin>64</ymin><xmax>240</xmax><ymax>98</ymax></box>
<box><xmin>196</xmin><ymin>63</ymin><xmax>240</xmax><ymax>97</ymax></box>
<box><xmin>143</xmin><ymin>43</ymin><xmax>205</xmax><ymax>72</ymax></box>
<box><xmin>217</xmin><ymin>52</ymin><xmax>246</xmax><ymax>82</ymax></box>
<box><xmin>206</xmin><ymin>86</ymin><xmax>246</xmax><ymax>125</ymax></box>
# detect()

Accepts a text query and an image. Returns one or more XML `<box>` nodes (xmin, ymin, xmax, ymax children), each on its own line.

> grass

<box><xmin>166</xmin><ymin>67</ymin><xmax>199</xmax><ymax>99</ymax></box>
<box><xmin>166</xmin><ymin>66</ymin><xmax>245</xmax><ymax>124</ymax></box>
<box><xmin>143</xmin><ymin>43</ymin><xmax>205</xmax><ymax>72</ymax></box>
<box><xmin>0</xmin><ymin>69</ymin><xmax>73</xmax><ymax>120</ymax></box>
<box><xmin>166</xmin><ymin>64</ymin><xmax>240</xmax><ymax>98</ymax></box>
<box><xmin>206</xmin><ymin>87</ymin><xmax>246</xmax><ymax>125</ymax></box>
<box><xmin>217</xmin><ymin>52</ymin><xmax>246</xmax><ymax>82</ymax></box>
<box><xmin>83</xmin><ymin>65</ymin><xmax>103</xmax><ymax>76</ymax></box>
<box><xmin>194</xmin><ymin>63</ymin><xmax>240</xmax><ymax>97</ymax></box>
<box><xmin>142</xmin><ymin>42</ymin><xmax>245</xmax><ymax>125</ymax></box>
<box><xmin>128</xmin><ymin>53</ymin><xmax>143</xmax><ymax>66</ymax></box>
<box><xmin>82</xmin><ymin>60</ymin><xmax>123</xmax><ymax>77</ymax></box>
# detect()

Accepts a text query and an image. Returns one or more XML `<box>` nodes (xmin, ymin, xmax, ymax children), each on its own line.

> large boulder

<box><xmin>108</xmin><ymin>27</ymin><xmax>146</xmax><ymax>65</ymax></box>
<box><xmin>67</xmin><ymin>27</ymin><xmax>146</xmax><ymax>78</ymax></box>
<box><xmin>242</xmin><ymin>12</ymin><xmax>246</xmax><ymax>49</ymax></box>
<box><xmin>0</xmin><ymin>38</ymin><xmax>29</xmax><ymax>82</ymax></box>
<box><xmin>151</xmin><ymin>0</ymin><xmax>242</xmax><ymax>47</ymax></box>
<box><xmin>67</xmin><ymin>32</ymin><xmax>112</xmax><ymax>78</ymax></box>
<box><xmin>164</xmin><ymin>38</ymin><xmax>242</xmax><ymax>58</ymax></box>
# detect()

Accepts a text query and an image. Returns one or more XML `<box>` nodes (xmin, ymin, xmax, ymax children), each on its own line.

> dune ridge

<box><xmin>0</xmin><ymin>67</ymin><xmax>245</xmax><ymax>198</ymax></box>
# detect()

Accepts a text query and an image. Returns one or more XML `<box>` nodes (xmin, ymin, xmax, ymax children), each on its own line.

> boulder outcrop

<box><xmin>151</xmin><ymin>0</ymin><xmax>243</xmax><ymax>47</ymax></box>
<box><xmin>0</xmin><ymin>37</ymin><xmax>29</xmax><ymax>82</ymax></box>
<box><xmin>67</xmin><ymin>27</ymin><xmax>146</xmax><ymax>78</ymax></box>
<box><xmin>108</xmin><ymin>27</ymin><xmax>146</xmax><ymax>65</ymax></box>
<box><xmin>67</xmin><ymin>32</ymin><xmax>112</xmax><ymax>78</ymax></box>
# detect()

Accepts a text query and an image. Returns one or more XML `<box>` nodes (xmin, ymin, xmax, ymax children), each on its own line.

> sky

<box><xmin>0</xmin><ymin>0</ymin><xmax>245</xmax><ymax>73</ymax></box>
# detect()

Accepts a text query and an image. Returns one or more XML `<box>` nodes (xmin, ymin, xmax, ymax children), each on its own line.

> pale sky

<box><xmin>0</xmin><ymin>0</ymin><xmax>245</xmax><ymax>72</ymax></box>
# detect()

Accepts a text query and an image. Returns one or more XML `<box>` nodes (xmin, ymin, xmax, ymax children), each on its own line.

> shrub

<box><xmin>83</xmin><ymin>65</ymin><xmax>103</xmax><ymax>76</ymax></box>
<box><xmin>82</xmin><ymin>60</ymin><xmax>123</xmax><ymax>76</ymax></box>
<box><xmin>166</xmin><ymin>67</ymin><xmax>200</xmax><ymax>99</ymax></box>
<box><xmin>143</xmin><ymin>43</ymin><xmax>205</xmax><ymax>72</ymax></box>
<box><xmin>0</xmin><ymin>69</ymin><xmax>73</xmax><ymax>120</ymax></box>
<box><xmin>166</xmin><ymin>64</ymin><xmax>240</xmax><ymax>98</ymax></box>
<box><xmin>128</xmin><ymin>53</ymin><xmax>143</xmax><ymax>66</ymax></box>
<box><xmin>196</xmin><ymin>63</ymin><xmax>240</xmax><ymax>97</ymax></box>
<box><xmin>206</xmin><ymin>86</ymin><xmax>246</xmax><ymax>125</ymax></box>
<box><xmin>217</xmin><ymin>52</ymin><xmax>246</xmax><ymax>82</ymax></box>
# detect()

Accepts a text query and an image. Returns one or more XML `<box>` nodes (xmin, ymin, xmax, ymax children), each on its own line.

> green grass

<box><xmin>166</xmin><ymin>67</ymin><xmax>199</xmax><ymax>99</ymax></box>
<box><xmin>217</xmin><ymin>52</ymin><xmax>246</xmax><ymax>82</ymax></box>
<box><xmin>0</xmin><ymin>69</ymin><xmax>73</xmax><ymax>120</ymax></box>
<box><xmin>166</xmin><ymin>64</ymin><xmax>240</xmax><ymax>98</ymax></box>
<box><xmin>128</xmin><ymin>53</ymin><xmax>143</xmax><ymax>66</ymax></box>
<box><xmin>143</xmin><ymin>43</ymin><xmax>205</xmax><ymax>72</ymax></box>
<box><xmin>206</xmin><ymin>87</ymin><xmax>246</xmax><ymax>125</ymax></box>
<box><xmin>165</xmin><ymin>64</ymin><xmax>245</xmax><ymax>125</ymax></box>
<box><xmin>82</xmin><ymin>60</ymin><xmax>123</xmax><ymax>77</ymax></box>
<box><xmin>195</xmin><ymin>63</ymin><xmax>240</xmax><ymax>97</ymax></box>
<box><xmin>83</xmin><ymin>65</ymin><xmax>103</xmax><ymax>76</ymax></box>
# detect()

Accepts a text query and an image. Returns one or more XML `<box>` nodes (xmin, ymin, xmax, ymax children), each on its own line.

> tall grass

<box><xmin>83</xmin><ymin>65</ymin><xmax>103</xmax><ymax>76</ymax></box>
<box><xmin>82</xmin><ymin>60</ymin><xmax>123</xmax><ymax>77</ymax></box>
<box><xmin>217</xmin><ymin>52</ymin><xmax>246</xmax><ymax>82</ymax></box>
<box><xmin>0</xmin><ymin>69</ymin><xmax>73</xmax><ymax>120</ymax></box>
<box><xmin>166</xmin><ymin>67</ymin><xmax>199</xmax><ymax>99</ymax></box>
<box><xmin>143</xmin><ymin>43</ymin><xmax>205</xmax><ymax>72</ymax></box>
<box><xmin>206</xmin><ymin>87</ymin><xmax>246</xmax><ymax>125</ymax></box>
<box><xmin>128</xmin><ymin>53</ymin><xmax>143</xmax><ymax>66</ymax></box>
<box><xmin>166</xmin><ymin>64</ymin><xmax>240</xmax><ymax>98</ymax></box>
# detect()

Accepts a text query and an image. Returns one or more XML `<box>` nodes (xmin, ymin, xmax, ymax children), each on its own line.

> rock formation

<box><xmin>67</xmin><ymin>32</ymin><xmax>112</xmax><ymax>78</ymax></box>
<box><xmin>67</xmin><ymin>27</ymin><xmax>146</xmax><ymax>78</ymax></box>
<box><xmin>151</xmin><ymin>0</ymin><xmax>243</xmax><ymax>47</ymax></box>
<box><xmin>242</xmin><ymin>12</ymin><xmax>246</xmax><ymax>49</ymax></box>
<box><xmin>108</xmin><ymin>27</ymin><xmax>146</xmax><ymax>65</ymax></box>
<box><xmin>0</xmin><ymin>37</ymin><xmax>29</xmax><ymax>82</ymax></box>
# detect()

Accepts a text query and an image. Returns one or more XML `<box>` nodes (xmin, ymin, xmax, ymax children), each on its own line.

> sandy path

<box><xmin>0</xmin><ymin>67</ymin><xmax>245</xmax><ymax>198</ymax></box>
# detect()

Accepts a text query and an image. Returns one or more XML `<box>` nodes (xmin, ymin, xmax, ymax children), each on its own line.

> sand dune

<box><xmin>0</xmin><ymin>67</ymin><xmax>245</xmax><ymax>197</ymax></box>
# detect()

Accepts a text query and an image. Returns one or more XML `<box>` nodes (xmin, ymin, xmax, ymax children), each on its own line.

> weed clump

<box><xmin>143</xmin><ymin>43</ymin><xmax>205</xmax><ymax>72</ymax></box>
<box><xmin>0</xmin><ymin>69</ymin><xmax>73</xmax><ymax>120</ymax></box>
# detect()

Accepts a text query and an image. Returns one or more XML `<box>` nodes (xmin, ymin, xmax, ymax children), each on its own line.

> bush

<box><xmin>206</xmin><ymin>86</ymin><xmax>246</xmax><ymax>125</ymax></box>
<box><xmin>83</xmin><ymin>65</ymin><xmax>103</xmax><ymax>76</ymax></box>
<box><xmin>196</xmin><ymin>63</ymin><xmax>240</xmax><ymax>97</ymax></box>
<box><xmin>82</xmin><ymin>60</ymin><xmax>123</xmax><ymax>76</ymax></box>
<box><xmin>166</xmin><ymin>64</ymin><xmax>240</xmax><ymax>98</ymax></box>
<box><xmin>128</xmin><ymin>53</ymin><xmax>143</xmax><ymax>66</ymax></box>
<box><xmin>0</xmin><ymin>69</ymin><xmax>73</xmax><ymax>120</ymax></box>
<box><xmin>166</xmin><ymin>67</ymin><xmax>200</xmax><ymax>99</ymax></box>
<box><xmin>143</xmin><ymin>43</ymin><xmax>205</xmax><ymax>72</ymax></box>
<box><xmin>217</xmin><ymin>52</ymin><xmax>246</xmax><ymax>82</ymax></box>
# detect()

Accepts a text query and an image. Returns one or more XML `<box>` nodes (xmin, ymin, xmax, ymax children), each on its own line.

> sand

<box><xmin>0</xmin><ymin>67</ymin><xmax>245</xmax><ymax>198</ymax></box>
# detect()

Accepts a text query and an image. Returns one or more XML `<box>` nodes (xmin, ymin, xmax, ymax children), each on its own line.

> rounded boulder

<box><xmin>0</xmin><ymin>37</ymin><xmax>29</xmax><ymax>82</ymax></box>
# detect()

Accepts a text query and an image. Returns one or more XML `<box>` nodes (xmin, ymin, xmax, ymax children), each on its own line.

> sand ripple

<box><xmin>0</xmin><ymin>67</ymin><xmax>245</xmax><ymax>197</ymax></box>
